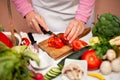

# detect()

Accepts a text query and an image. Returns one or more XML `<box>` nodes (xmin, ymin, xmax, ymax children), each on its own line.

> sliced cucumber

<box><xmin>51</xmin><ymin>67</ymin><xmax>61</xmax><ymax>73</ymax></box>
<box><xmin>44</xmin><ymin>67</ymin><xmax>61</xmax><ymax>80</ymax></box>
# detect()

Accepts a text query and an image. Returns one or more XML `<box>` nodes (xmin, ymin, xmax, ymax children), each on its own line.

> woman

<box><xmin>12</xmin><ymin>0</ymin><xmax>95</xmax><ymax>43</ymax></box>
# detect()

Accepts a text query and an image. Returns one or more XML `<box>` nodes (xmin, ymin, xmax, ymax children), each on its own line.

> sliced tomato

<box><xmin>48</xmin><ymin>37</ymin><xmax>64</xmax><ymax>48</ymax></box>
<box><xmin>0</xmin><ymin>32</ymin><xmax>13</xmax><ymax>48</ymax></box>
<box><xmin>81</xmin><ymin>49</ymin><xmax>102</xmax><ymax>70</ymax></box>
<box><xmin>72</xmin><ymin>39</ymin><xmax>88</xmax><ymax>51</ymax></box>
<box><xmin>54</xmin><ymin>37</ymin><xmax>64</xmax><ymax>48</ymax></box>
<box><xmin>48</xmin><ymin>37</ymin><xmax>55</xmax><ymax>47</ymax></box>
<box><xmin>59</xmin><ymin>34</ymin><xmax>69</xmax><ymax>45</ymax></box>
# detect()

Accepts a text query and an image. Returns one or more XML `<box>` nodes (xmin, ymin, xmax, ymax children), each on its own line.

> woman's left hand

<box><xmin>65</xmin><ymin>19</ymin><xmax>85</xmax><ymax>43</ymax></box>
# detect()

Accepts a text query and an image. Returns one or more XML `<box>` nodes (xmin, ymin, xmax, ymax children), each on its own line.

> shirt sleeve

<box><xmin>12</xmin><ymin>0</ymin><xmax>33</xmax><ymax>17</ymax></box>
<box><xmin>75</xmin><ymin>0</ymin><xmax>95</xmax><ymax>23</ymax></box>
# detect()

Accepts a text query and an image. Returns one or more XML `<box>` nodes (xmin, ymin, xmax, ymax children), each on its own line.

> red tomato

<box><xmin>72</xmin><ymin>39</ymin><xmax>88</xmax><ymax>51</ymax></box>
<box><xmin>59</xmin><ymin>34</ymin><xmax>69</xmax><ymax>45</ymax></box>
<box><xmin>48</xmin><ymin>37</ymin><xmax>55</xmax><ymax>47</ymax></box>
<box><xmin>48</xmin><ymin>37</ymin><xmax>64</xmax><ymax>48</ymax></box>
<box><xmin>81</xmin><ymin>49</ymin><xmax>102</xmax><ymax>70</ymax></box>
<box><xmin>0</xmin><ymin>32</ymin><xmax>13</xmax><ymax>48</ymax></box>
<box><xmin>54</xmin><ymin>37</ymin><xmax>64</xmax><ymax>48</ymax></box>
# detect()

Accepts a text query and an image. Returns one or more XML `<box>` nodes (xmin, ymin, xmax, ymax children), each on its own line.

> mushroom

<box><xmin>111</xmin><ymin>57</ymin><xmax>120</xmax><ymax>72</ymax></box>
<box><xmin>100</xmin><ymin>61</ymin><xmax>112</xmax><ymax>75</ymax></box>
<box><xmin>102</xmin><ymin>49</ymin><xmax>116</xmax><ymax>61</ymax></box>
<box><xmin>62</xmin><ymin>63</ymin><xmax>83</xmax><ymax>80</ymax></box>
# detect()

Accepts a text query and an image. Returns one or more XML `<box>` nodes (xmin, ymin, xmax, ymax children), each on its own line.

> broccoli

<box><xmin>92</xmin><ymin>13</ymin><xmax>120</xmax><ymax>40</ymax></box>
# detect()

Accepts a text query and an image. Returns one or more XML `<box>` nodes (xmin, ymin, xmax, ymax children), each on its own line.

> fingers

<box><xmin>65</xmin><ymin>19</ymin><xmax>85</xmax><ymax>43</ymax></box>
<box><xmin>25</xmin><ymin>11</ymin><xmax>49</xmax><ymax>33</ymax></box>
<box><xmin>35</xmin><ymin>15</ymin><xmax>49</xmax><ymax>31</ymax></box>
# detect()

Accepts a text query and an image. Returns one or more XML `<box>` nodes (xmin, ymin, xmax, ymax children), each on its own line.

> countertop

<box><xmin>29</xmin><ymin>32</ymin><xmax>120</xmax><ymax>80</ymax></box>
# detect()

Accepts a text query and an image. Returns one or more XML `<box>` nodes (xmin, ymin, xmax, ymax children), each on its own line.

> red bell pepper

<box><xmin>0</xmin><ymin>32</ymin><xmax>13</xmax><ymax>48</ymax></box>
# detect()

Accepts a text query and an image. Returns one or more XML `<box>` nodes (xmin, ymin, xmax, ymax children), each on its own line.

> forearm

<box><xmin>12</xmin><ymin>0</ymin><xmax>33</xmax><ymax>17</ymax></box>
<box><xmin>75</xmin><ymin>0</ymin><xmax>95</xmax><ymax>23</ymax></box>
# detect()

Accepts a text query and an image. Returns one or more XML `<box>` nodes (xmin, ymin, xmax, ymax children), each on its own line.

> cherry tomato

<box><xmin>81</xmin><ymin>49</ymin><xmax>102</xmax><ymax>70</ymax></box>
<box><xmin>72</xmin><ymin>39</ymin><xmax>88</xmax><ymax>51</ymax></box>
<box><xmin>0</xmin><ymin>32</ymin><xmax>13</xmax><ymax>48</ymax></box>
<box><xmin>59</xmin><ymin>34</ymin><xmax>69</xmax><ymax>45</ymax></box>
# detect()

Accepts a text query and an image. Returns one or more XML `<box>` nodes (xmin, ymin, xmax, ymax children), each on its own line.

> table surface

<box><xmin>29</xmin><ymin>32</ymin><xmax>120</xmax><ymax>80</ymax></box>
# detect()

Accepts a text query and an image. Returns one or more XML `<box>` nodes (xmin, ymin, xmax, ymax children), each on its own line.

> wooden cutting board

<box><xmin>38</xmin><ymin>27</ymin><xmax>91</xmax><ymax>60</ymax></box>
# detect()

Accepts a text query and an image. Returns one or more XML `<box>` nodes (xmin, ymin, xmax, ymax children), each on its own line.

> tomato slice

<box><xmin>48</xmin><ymin>37</ymin><xmax>64</xmax><ymax>48</ymax></box>
<box><xmin>48</xmin><ymin>37</ymin><xmax>55</xmax><ymax>47</ymax></box>
<box><xmin>81</xmin><ymin>49</ymin><xmax>102</xmax><ymax>70</ymax></box>
<box><xmin>72</xmin><ymin>39</ymin><xmax>88</xmax><ymax>51</ymax></box>
<box><xmin>54</xmin><ymin>37</ymin><xmax>64</xmax><ymax>48</ymax></box>
<box><xmin>59</xmin><ymin>34</ymin><xmax>69</xmax><ymax>45</ymax></box>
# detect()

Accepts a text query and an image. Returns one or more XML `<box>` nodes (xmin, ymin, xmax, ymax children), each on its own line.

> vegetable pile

<box><xmin>92</xmin><ymin>13</ymin><xmax>120</xmax><ymax>40</ymax></box>
<box><xmin>0</xmin><ymin>42</ymin><xmax>40</xmax><ymax>80</ymax></box>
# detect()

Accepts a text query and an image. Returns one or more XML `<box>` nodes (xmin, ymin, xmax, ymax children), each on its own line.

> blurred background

<box><xmin>0</xmin><ymin>0</ymin><xmax>120</xmax><ymax>33</ymax></box>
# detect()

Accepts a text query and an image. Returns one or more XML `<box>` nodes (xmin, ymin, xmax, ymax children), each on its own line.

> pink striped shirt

<box><xmin>12</xmin><ymin>0</ymin><xmax>95</xmax><ymax>23</ymax></box>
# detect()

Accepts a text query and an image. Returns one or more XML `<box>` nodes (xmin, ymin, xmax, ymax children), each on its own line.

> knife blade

<box><xmin>27</xmin><ymin>32</ymin><xmax>39</xmax><ymax>53</ymax></box>
<box><xmin>39</xmin><ymin>24</ymin><xmax>57</xmax><ymax>37</ymax></box>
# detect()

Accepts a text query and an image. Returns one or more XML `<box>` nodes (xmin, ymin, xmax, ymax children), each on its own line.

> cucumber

<box><xmin>44</xmin><ymin>67</ymin><xmax>61</xmax><ymax>80</ymax></box>
<box><xmin>57</xmin><ymin>46</ymin><xmax>90</xmax><ymax>69</ymax></box>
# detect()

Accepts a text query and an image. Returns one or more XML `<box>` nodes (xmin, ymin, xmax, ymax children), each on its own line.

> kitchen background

<box><xmin>0</xmin><ymin>0</ymin><xmax>120</xmax><ymax>33</ymax></box>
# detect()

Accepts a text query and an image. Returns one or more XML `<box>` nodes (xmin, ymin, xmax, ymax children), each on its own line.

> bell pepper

<box><xmin>0</xmin><ymin>32</ymin><xmax>13</xmax><ymax>48</ymax></box>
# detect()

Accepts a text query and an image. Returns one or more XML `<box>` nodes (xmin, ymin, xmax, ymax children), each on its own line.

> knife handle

<box><xmin>39</xmin><ymin>24</ymin><xmax>53</xmax><ymax>35</ymax></box>
<box><xmin>27</xmin><ymin>32</ymin><xmax>36</xmax><ymax>45</ymax></box>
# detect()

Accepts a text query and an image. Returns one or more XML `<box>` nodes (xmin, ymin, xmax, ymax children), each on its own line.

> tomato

<box><xmin>72</xmin><ymin>39</ymin><xmax>88</xmax><ymax>51</ymax></box>
<box><xmin>21</xmin><ymin>38</ymin><xmax>30</xmax><ymax>46</ymax></box>
<box><xmin>48</xmin><ymin>37</ymin><xmax>64</xmax><ymax>48</ymax></box>
<box><xmin>48</xmin><ymin>37</ymin><xmax>55</xmax><ymax>47</ymax></box>
<box><xmin>54</xmin><ymin>37</ymin><xmax>64</xmax><ymax>48</ymax></box>
<box><xmin>59</xmin><ymin>34</ymin><xmax>69</xmax><ymax>45</ymax></box>
<box><xmin>0</xmin><ymin>32</ymin><xmax>13</xmax><ymax>48</ymax></box>
<box><xmin>81</xmin><ymin>49</ymin><xmax>102</xmax><ymax>70</ymax></box>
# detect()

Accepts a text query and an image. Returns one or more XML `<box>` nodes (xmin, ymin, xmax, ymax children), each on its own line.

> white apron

<box><xmin>32</xmin><ymin>0</ymin><xmax>94</xmax><ymax>32</ymax></box>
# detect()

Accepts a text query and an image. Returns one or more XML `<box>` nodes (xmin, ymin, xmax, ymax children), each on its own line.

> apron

<box><xmin>32</xmin><ymin>0</ymin><xmax>94</xmax><ymax>32</ymax></box>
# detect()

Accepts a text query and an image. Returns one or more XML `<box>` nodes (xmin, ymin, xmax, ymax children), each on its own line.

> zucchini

<box><xmin>57</xmin><ymin>46</ymin><xmax>90</xmax><ymax>69</ymax></box>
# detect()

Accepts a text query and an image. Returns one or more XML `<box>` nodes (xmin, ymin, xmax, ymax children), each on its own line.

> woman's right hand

<box><xmin>25</xmin><ymin>10</ymin><xmax>49</xmax><ymax>33</ymax></box>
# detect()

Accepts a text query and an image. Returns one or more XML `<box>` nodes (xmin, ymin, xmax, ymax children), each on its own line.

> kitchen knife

<box><xmin>39</xmin><ymin>24</ymin><xmax>57</xmax><ymax>37</ymax></box>
<box><xmin>27</xmin><ymin>32</ymin><xmax>39</xmax><ymax>53</ymax></box>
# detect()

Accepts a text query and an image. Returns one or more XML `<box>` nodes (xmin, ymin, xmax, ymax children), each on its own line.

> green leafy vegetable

<box><xmin>0</xmin><ymin>42</ymin><xmax>40</xmax><ymax>80</ymax></box>
<box><xmin>92</xmin><ymin>13</ymin><xmax>120</xmax><ymax>40</ymax></box>
<box><xmin>90</xmin><ymin>37</ymin><xmax>119</xmax><ymax>58</ymax></box>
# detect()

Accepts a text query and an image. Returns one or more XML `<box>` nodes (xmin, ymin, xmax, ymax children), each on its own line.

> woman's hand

<box><xmin>65</xmin><ymin>19</ymin><xmax>85</xmax><ymax>43</ymax></box>
<box><xmin>25</xmin><ymin>10</ymin><xmax>49</xmax><ymax>33</ymax></box>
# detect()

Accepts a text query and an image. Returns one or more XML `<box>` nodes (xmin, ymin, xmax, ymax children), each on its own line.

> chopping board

<box><xmin>38</xmin><ymin>27</ymin><xmax>91</xmax><ymax>60</ymax></box>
